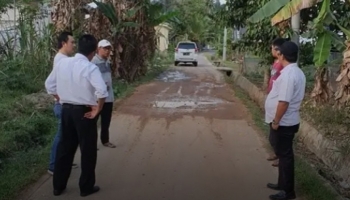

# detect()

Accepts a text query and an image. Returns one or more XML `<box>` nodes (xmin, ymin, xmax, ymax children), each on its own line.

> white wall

<box><xmin>0</xmin><ymin>4</ymin><xmax>51</xmax><ymax>51</ymax></box>
<box><xmin>155</xmin><ymin>23</ymin><xmax>171</xmax><ymax>52</ymax></box>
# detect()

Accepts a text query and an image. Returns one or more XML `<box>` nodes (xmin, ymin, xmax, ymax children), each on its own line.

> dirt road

<box><xmin>23</xmin><ymin>55</ymin><xmax>278</xmax><ymax>200</ymax></box>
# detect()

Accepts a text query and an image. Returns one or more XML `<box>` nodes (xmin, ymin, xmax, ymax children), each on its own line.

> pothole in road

<box><xmin>196</xmin><ymin>82</ymin><xmax>226</xmax><ymax>89</ymax></box>
<box><xmin>153</xmin><ymin>101</ymin><xmax>218</xmax><ymax>108</ymax></box>
<box><xmin>152</xmin><ymin>96</ymin><xmax>226</xmax><ymax>110</ymax></box>
<box><xmin>155</xmin><ymin>70</ymin><xmax>191</xmax><ymax>82</ymax></box>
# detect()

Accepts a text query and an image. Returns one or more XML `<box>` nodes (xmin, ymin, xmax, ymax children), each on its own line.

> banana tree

<box><xmin>247</xmin><ymin>0</ymin><xmax>350</xmax><ymax>104</ymax></box>
<box><xmin>308</xmin><ymin>0</ymin><xmax>334</xmax><ymax>103</ymax></box>
<box><xmin>248</xmin><ymin>0</ymin><xmax>320</xmax><ymax>45</ymax></box>
<box><xmin>93</xmin><ymin>0</ymin><xmax>179</xmax><ymax>81</ymax></box>
<box><xmin>92</xmin><ymin>0</ymin><xmax>139</xmax><ymax>81</ymax></box>
<box><xmin>307</xmin><ymin>0</ymin><xmax>350</xmax><ymax>105</ymax></box>
<box><xmin>93</xmin><ymin>1</ymin><xmax>139</xmax><ymax>35</ymax></box>
<box><xmin>140</xmin><ymin>0</ymin><xmax>179</xmax><ymax>69</ymax></box>
<box><xmin>334</xmin><ymin>29</ymin><xmax>350</xmax><ymax>106</ymax></box>
<box><xmin>142</xmin><ymin>1</ymin><xmax>178</xmax><ymax>27</ymax></box>
<box><xmin>248</xmin><ymin>0</ymin><xmax>320</xmax><ymax>26</ymax></box>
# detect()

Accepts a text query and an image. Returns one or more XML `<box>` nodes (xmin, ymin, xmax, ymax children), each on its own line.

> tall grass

<box><xmin>0</xmin><ymin>4</ymin><xmax>53</xmax><ymax>92</ymax></box>
<box><xmin>0</xmin><ymin>4</ymin><xmax>58</xmax><ymax>200</ymax></box>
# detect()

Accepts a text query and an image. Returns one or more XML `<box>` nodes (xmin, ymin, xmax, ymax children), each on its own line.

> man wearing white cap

<box><xmin>91</xmin><ymin>39</ymin><xmax>116</xmax><ymax>148</ymax></box>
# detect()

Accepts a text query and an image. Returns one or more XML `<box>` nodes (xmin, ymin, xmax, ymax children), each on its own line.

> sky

<box><xmin>220</xmin><ymin>0</ymin><xmax>226</xmax><ymax>4</ymax></box>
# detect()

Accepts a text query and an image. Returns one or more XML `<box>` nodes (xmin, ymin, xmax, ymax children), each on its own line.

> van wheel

<box><xmin>193</xmin><ymin>62</ymin><xmax>198</xmax><ymax>67</ymax></box>
<box><xmin>174</xmin><ymin>61</ymin><xmax>179</xmax><ymax>66</ymax></box>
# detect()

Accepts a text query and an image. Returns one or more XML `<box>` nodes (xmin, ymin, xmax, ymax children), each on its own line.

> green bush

<box><xmin>300</xmin><ymin>42</ymin><xmax>314</xmax><ymax>67</ymax></box>
<box><xmin>0</xmin><ymin>60</ymin><xmax>43</xmax><ymax>92</ymax></box>
<box><xmin>0</xmin><ymin>110</ymin><xmax>55</xmax><ymax>157</ymax></box>
<box><xmin>0</xmin><ymin>5</ymin><xmax>57</xmax><ymax>199</ymax></box>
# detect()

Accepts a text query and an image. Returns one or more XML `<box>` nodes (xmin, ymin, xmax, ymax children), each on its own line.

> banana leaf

<box><xmin>313</xmin><ymin>31</ymin><xmax>332</xmax><ymax>67</ymax></box>
<box><xmin>93</xmin><ymin>0</ymin><xmax>118</xmax><ymax>26</ymax></box>
<box><xmin>329</xmin><ymin>30</ymin><xmax>346</xmax><ymax>52</ymax></box>
<box><xmin>93</xmin><ymin>0</ymin><xmax>140</xmax><ymax>35</ymax></box>
<box><xmin>312</xmin><ymin>0</ymin><xmax>332</xmax><ymax>30</ymax></box>
<box><xmin>337</xmin><ymin>23</ymin><xmax>350</xmax><ymax>38</ymax></box>
<box><xmin>247</xmin><ymin>0</ymin><xmax>289</xmax><ymax>23</ymax></box>
<box><xmin>271</xmin><ymin>0</ymin><xmax>321</xmax><ymax>26</ymax></box>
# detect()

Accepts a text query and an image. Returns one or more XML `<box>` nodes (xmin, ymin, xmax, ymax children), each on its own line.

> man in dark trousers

<box><xmin>264</xmin><ymin>41</ymin><xmax>306</xmax><ymax>200</ymax></box>
<box><xmin>45</xmin><ymin>34</ymin><xmax>108</xmax><ymax>197</ymax></box>
<box><xmin>266</xmin><ymin>38</ymin><xmax>285</xmax><ymax>168</ymax></box>
<box><xmin>92</xmin><ymin>39</ymin><xmax>116</xmax><ymax>148</ymax></box>
<box><xmin>48</xmin><ymin>31</ymin><xmax>78</xmax><ymax>175</ymax></box>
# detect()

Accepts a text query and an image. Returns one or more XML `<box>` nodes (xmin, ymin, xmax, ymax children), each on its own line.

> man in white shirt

<box><xmin>45</xmin><ymin>34</ymin><xmax>108</xmax><ymax>197</ymax></box>
<box><xmin>48</xmin><ymin>31</ymin><xmax>78</xmax><ymax>175</ymax></box>
<box><xmin>264</xmin><ymin>41</ymin><xmax>306</xmax><ymax>200</ymax></box>
<box><xmin>91</xmin><ymin>39</ymin><xmax>116</xmax><ymax>148</ymax></box>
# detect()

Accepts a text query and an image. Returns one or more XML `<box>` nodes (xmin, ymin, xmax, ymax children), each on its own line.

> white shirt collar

<box><xmin>281</xmin><ymin>63</ymin><xmax>297</xmax><ymax>73</ymax></box>
<box><xmin>74</xmin><ymin>53</ymin><xmax>89</xmax><ymax>61</ymax></box>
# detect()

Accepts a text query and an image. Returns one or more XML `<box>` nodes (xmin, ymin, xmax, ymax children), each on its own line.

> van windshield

<box><xmin>178</xmin><ymin>43</ymin><xmax>196</xmax><ymax>49</ymax></box>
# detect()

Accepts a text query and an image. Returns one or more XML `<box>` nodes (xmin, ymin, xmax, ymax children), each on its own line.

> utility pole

<box><xmin>223</xmin><ymin>26</ymin><xmax>227</xmax><ymax>61</ymax></box>
<box><xmin>13</xmin><ymin>0</ymin><xmax>16</xmax><ymax>27</ymax></box>
<box><xmin>291</xmin><ymin>13</ymin><xmax>300</xmax><ymax>46</ymax></box>
<box><xmin>13</xmin><ymin>0</ymin><xmax>17</xmax><ymax>52</ymax></box>
<box><xmin>291</xmin><ymin>12</ymin><xmax>300</xmax><ymax>64</ymax></box>
<box><xmin>222</xmin><ymin>5</ymin><xmax>228</xmax><ymax>61</ymax></box>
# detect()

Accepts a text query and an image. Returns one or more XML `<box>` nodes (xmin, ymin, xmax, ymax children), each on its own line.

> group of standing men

<box><xmin>265</xmin><ymin>39</ymin><xmax>306</xmax><ymax>200</ymax></box>
<box><xmin>43</xmin><ymin>32</ymin><xmax>306</xmax><ymax>199</ymax></box>
<box><xmin>45</xmin><ymin>32</ymin><xmax>116</xmax><ymax>197</ymax></box>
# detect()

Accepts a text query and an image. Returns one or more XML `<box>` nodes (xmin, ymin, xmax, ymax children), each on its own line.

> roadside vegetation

<box><xmin>226</xmin><ymin>0</ymin><xmax>350</xmax><ymax>161</ymax></box>
<box><xmin>228</xmin><ymin>79</ymin><xmax>338</xmax><ymax>200</ymax></box>
<box><xmin>204</xmin><ymin>51</ymin><xmax>340</xmax><ymax>199</ymax></box>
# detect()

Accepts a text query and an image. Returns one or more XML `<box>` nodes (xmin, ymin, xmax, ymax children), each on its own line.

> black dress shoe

<box><xmin>80</xmin><ymin>186</ymin><xmax>100</xmax><ymax>197</ymax></box>
<box><xmin>269</xmin><ymin>191</ymin><xmax>296</xmax><ymax>200</ymax></box>
<box><xmin>53</xmin><ymin>188</ymin><xmax>65</xmax><ymax>196</ymax></box>
<box><xmin>267</xmin><ymin>183</ymin><xmax>282</xmax><ymax>190</ymax></box>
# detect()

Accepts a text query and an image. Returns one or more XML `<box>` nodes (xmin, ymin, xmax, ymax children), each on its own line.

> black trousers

<box><xmin>99</xmin><ymin>102</ymin><xmax>113</xmax><ymax>144</ymax></box>
<box><xmin>270</xmin><ymin>123</ymin><xmax>299</xmax><ymax>194</ymax></box>
<box><xmin>53</xmin><ymin>104</ymin><xmax>98</xmax><ymax>193</ymax></box>
<box><xmin>269</xmin><ymin>126</ymin><xmax>278</xmax><ymax>155</ymax></box>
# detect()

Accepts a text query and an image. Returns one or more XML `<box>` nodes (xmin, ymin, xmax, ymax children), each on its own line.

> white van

<box><xmin>174</xmin><ymin>41</ymin><xmax>198</xmax><ymax>66</ymax></box>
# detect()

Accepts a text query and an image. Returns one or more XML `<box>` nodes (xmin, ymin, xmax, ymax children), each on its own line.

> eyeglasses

<box><xmin>102</xmin><ymin>47</ymin><xmax>112</xmax><ymax>51</ymax></box>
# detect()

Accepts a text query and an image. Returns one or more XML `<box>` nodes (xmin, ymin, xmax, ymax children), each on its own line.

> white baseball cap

<box><xmin>98</xmin><ymin>39</ymin><xmax>112</xmax><ymax>48</ymax></box>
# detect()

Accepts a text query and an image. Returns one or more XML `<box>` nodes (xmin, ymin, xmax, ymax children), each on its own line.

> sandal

<box><xmin>103</xmin><ymin>142</ymin><xmax>116</xmax><ymax>148</ymax></box>
<box><xmin>272</xmin><ymin>160</ymin><xmax>279</xmax><ymax>167</ymax></box>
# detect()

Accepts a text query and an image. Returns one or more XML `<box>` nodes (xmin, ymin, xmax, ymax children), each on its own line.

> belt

<box><xmin>62</xmin><ymin>103</ymin><xmax>90</xmax><ymax>108</ymax></box>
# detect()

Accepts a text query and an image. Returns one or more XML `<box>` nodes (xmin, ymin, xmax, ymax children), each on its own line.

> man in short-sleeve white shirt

<box><xmin>45</xmin><ymin>34</ymin><xmax>108</xmax><ymax>197</ymax></box>
<box><xmin>264</xmin><ymin>41</ymin><xmax>306</xmax><ymax>200</ymax></box>
<box><xmin>48</xmin><ymin>32</ymin><xmax>78</xmax><ymax>175</ymax></box>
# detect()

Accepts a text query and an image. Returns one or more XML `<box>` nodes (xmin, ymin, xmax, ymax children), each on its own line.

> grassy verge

<box><xmin>0</xmin><ymin>94</ymin><xmax>57</xmax><ymax>200</ymax></box>
<box><xmin>208</xmin><ymin>54</ymin><xmax>343</xmax><ymax>199</ymax></box>
<box><xmin>226</xmin><ymin>78</ymin><xmax>338</xmax><ymax>200</ymax></box>
<box><xmin>205</xmin><ymin>54</ymin><xmax>340</xmax><ymax>199</ymax></box>
<box><xmin>220</xmin><ymin>58</ymin><xmax>350</xmax><ymax>158</ymax></box>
